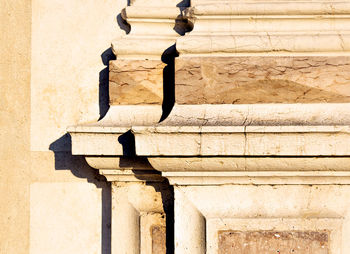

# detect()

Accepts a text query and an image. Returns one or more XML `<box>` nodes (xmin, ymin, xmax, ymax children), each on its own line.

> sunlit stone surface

<box><xmin>218</xmin><ymin>231</ymin><xmax>328</xmax><ymax>254</ymax></box>
<box><xmin>175</xmin><ymin>57</ymin><xmax>350</xmax><ymax>104</ymax></box>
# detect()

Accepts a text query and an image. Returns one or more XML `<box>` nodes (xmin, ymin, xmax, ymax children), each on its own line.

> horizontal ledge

<box><xmin>148</xmin><ymin>157</ymin><xmax>350</xmax><ymax>172</ymax></box>
<box><xmin>164</xmin><ymin>175</ymin><xmax>350</xmax><ymax>185</ymax></box>
<box><xmin>68</xmin><ymin>126</ymin><xmax>130</xmax><ymax>134</ymax></box>
<box><xmin>190</xmin><ymin>15</ymin><xmax>350</xmax><ymax>19</ymax></box>
<box><xmin>133</xmin><ymin>124</ymin><xmax>350</xmax><ymax>156</ymax></box>
<box><xmin>99</xmin><ymin>169</ymin><xmax>163</xmax><ymax>182</ymax></box>
<box><xmin>176</xmin><ymin>33</ymin><xmax>350</xmax><ymax>53</ymax></box>
<box><xmin>163</xmin><ymin>171</ymin><xmax>350</xmax><ymax>177</ymax></box>
<box><xmin>133</xmin><ymin>125</ymin><xmax>350</xmax><ymax>134</ymax></box>
<box><xmin>123</xmin><ymin>6</ymin><xmax>183</xmax><ymax>19</ymax></box>
<box><xmin>86</xmin><ymin>157</ymin><xmax>153</xmax><ymax>170</ymax></box>
<box><xmin>113</xmin><ymin>37</ymin><xmax>177</xmax><ymax>58</ymax></box>
<box><xmin>150</xmin><ymin>157</ymin><xmax>350</xmax><ymax>185</ymax></box>
<box><xmin>177</xmin><ymin>52</ymin><xmax>350</xmax><ymax>57</ymax></box>
<box><xmin>187</xmin><ymin>2</ymin><xmax>350</xmax><ymax>16</ymax></box>
<box><xmin>155</xmin><ymin>104</ymin><xmax>350</xmax><ymax>126</ymax></box>
<box><xmin>67</xmin><ymin>105</ymin><xmax>162</xmax><ymax>133</ymax></box>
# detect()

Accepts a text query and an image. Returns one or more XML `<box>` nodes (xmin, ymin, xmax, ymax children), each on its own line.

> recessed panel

<box><xmin>152</xmin><ymin>225</ymin><xmax>166</xmax><ymax>254</ymax></box>
<box><xmin>218</xmin><ymin>231</ymin><xmax>328</xmax><ymax>254</ymax></box>
<box><xmin>175</xmin><ymin>57</ymin><xmax>350</xmax><ymax>104</ymax></box>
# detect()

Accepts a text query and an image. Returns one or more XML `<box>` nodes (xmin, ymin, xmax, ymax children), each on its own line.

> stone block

<box><xmin>175</xmin><ymin>56</ymin><xmax>350</xmax><ymax>104</ymax></box>
<box><xmin>218</xmin><ymin>231</ymin><xmax>328</xmax><ymax>253</ymax></box>
<box><xmin>109</xmin><ymin>60</ymin><xmax>165</xmax><ymax>105</ymax></box>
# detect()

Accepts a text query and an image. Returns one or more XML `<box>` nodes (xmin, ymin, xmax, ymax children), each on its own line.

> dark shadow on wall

<box><xmin>117</xmin><ymin>13</ymin><xmax>131</xmax><ymax>34</ymax></box>
<box><xmin>176</xmin><ymin>0</ymin><xmax>190</xmax><ymax>8</ymax></box>
<box><xmin>99</xmin><ymin>48</ymin><xmax>116</xmax><ymax>120</ymax></box>
<box><xmin>49</xmin><ymin>134</ymin><xmax>111</xmax><ymax>254</ymax></box>
<box><xmin>118</xmin><ymin>130</ymin><xmax>136</xmax><ymax>156</ymax></box>
<box><xmin>160</xmin><ymin>45</ymin><xmax>178</xmax><ymax>122</ymax></box>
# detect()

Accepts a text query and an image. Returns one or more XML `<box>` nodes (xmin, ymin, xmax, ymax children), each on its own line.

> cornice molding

<box><xmin>133</xmin><ymin>125</ymin><xmax>350</xmax><ymax>156</ymax></box>
<box><xmin>177</xmin><ymin>1</ymin><xmax>350</xmax><ymax>55</ymax></box>
<box><xmin>157</xmin><ymin>103</ymin><xmax>350</xmax><ymax>126</ymax></box>
<box><xmin>68</xmin><ymin>0</ymin><xmax>350</xmax><ymax>186</ymax></box>
<box><xmin>132</xmin><ymin>125</ymin><xmax>350</xmax><ymax>185</ymax></box>
<box><xmin>85</xmin><ymin>156</ymin><xmax>163</xmax><ymax>182</ymax></box>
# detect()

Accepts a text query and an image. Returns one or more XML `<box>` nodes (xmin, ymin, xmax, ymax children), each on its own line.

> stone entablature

<box><xmin>69</xmin><ymin>0</ymin><xmax>350</xmax><ymax>253</ymax></box>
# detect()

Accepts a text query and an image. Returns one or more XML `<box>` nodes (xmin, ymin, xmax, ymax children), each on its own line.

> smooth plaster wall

<box><xmin>1</xmin><ymin>0</ymin><xmax>125</xmax><ymax>253</ymax></box>
<box><xmin>0</xmin><ymin>1</ymin><xmax>31</xmax><ymax>253</ymax></box>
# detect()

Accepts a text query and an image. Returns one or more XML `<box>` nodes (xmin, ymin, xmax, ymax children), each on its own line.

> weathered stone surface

<box><xmin>109</xmin><ymin>60</ymin><xmax>165</xmax><ymax>105</ymax></box>
<box><xmin>152</xmin><ymin>225</ymin><xmax>166</xmax><ymax>254</ymax></box>
<box><xmin>175</xmin><ymin>57</ymin><xmax>350</xmax><ymax>104</ymax></box>
<box><xmin>218</xmin><ymin>231</ymin><xmax>328</xmax><ymax>254</ymax></box>
<box><xmin>111</xmin><ymin>182</ymin><xmax>169</xmax><ymax>254</ymax></box>
<box><xmin>177</xmin><ymin>2</ymin><xmax>350</xmax><ymax>54</ymax></box>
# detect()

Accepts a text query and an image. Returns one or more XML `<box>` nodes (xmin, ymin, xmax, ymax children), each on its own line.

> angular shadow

<box><xmin>160</xmin><ymin>45</ymin><xmax>179</xmax><ymax>122</ymax></box>
<box><xmin>117</xmin><ymin>13</ymin><xmax>131</xmax><ymax>34</ymax></box>
<box><xmin>118</xmin><ymin>130</ymin><xmax>136</xmax><ymax>156</ymax></box>
<box><xmin>160</xmin><ymin>11</ymin><xmax>192</xmax><ymax>122</ymax></box>
<box><xmin>49</xmin><ymin>134</ymin><xmax>111</xmax><ymax>254</ymax></box>
<box><xmin>99</xmin><ymin>48</ymin><xmax>116</xmax><ymax>120</ymax></box>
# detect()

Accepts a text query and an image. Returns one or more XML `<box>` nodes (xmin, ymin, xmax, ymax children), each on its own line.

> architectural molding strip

<box><xmin>133</xmin><ymin>125</ymin><xmax>350</xmax><ymax>156</ymax></box>
<box><xmin>177</xmin><ymin>0</ymin><xmax>350</xmax><ymax>54</ymax></box>
<box><xmin>187</xmin><ymin>2</ymin><xmax>350</xmax><ymax>16</ymax></box>
<box><xmin>148</xmin><ymin>157</ymin><xmax>350</xmax><ymax>172</ymax></box>
<box><xmin>159</xmin><ymin>104</ymin><xmax>350</xmax><ymax>126</ymax></box>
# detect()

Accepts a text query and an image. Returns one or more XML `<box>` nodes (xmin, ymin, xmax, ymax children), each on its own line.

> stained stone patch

<box><xmin>175</xmin><ymin>56</ymin><xmax>350</xmax><ymax>104</ymax></box>
<box><xmin>218</xmin><ymin>230</ymin><xmax>328</xmax><ymax>254</ymax></box>
<box><xmin>151</xmin><ymin>225</ymin><xmax>166</xmax><ymax>254</ymax></box>
<box><xmin>109</xmin><ymin>60</ymin><xmax>165</xmax><ymax>105</ymax></box>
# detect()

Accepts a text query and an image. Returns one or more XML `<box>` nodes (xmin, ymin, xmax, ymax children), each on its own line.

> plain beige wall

<box><xmin>1</xmin><ymin>0</ymin><xmax>125</xmax><ymax>253</ymax></box>
<box><xmin>0</xmin><ymin>1</ymin><xmax>31</xmax><ymax>252</ymax></box>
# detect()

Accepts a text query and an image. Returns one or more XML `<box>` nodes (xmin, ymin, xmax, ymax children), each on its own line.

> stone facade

<box><xmin>4</xmin><ymin>0</ymin><xmax>350</xmax><ymax>253</ymax></box>
<box><xmin>70</xmin><ymin>0</ymin><xmax>350</xmax><ymax>253</ymax></box>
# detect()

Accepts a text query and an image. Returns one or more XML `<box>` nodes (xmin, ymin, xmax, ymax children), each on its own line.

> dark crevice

<box><xmin>160</xmin><ymin>45</ymin><xmax>178</xmax><ymax>122</ymax></box>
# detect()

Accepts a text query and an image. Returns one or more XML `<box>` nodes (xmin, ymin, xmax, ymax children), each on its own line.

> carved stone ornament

<box><xmin>68</xmin><ymin>1</ymin><xmax>350</xmax><ymax>253</ymax></box>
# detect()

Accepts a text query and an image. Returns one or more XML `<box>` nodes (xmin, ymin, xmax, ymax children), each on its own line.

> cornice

<box><xmin>153</xmin><ymin>103</ymin><xmax>350</xmax><ymax>126</ymax></box>
<box><xmin>187</xmin><ymin>2</ymin><xmax>350</xmax><ymax>16</ymax></box>
<box><xmin>85</xmin><ymin>156</ymin><xmax>163</xmax><ymax>182</ymax></box>
<box><xmin>177</xmin><ymin>0</ymin><xmax>350</xmax><ymax>55</ymax></box>
<box><xmin>132</xmin><ymin>123</ymin><xmax>350</xmax><ymax>185</ymax></box>
<box><xmin>68</xmin><ymin>0</ymin><xmax>350</xmax><ymax>186</ymax></box>
<box><xmin>133</xmin><ymin>125</ymin><xmax>350</xmax><ymax>156</ymax></box>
